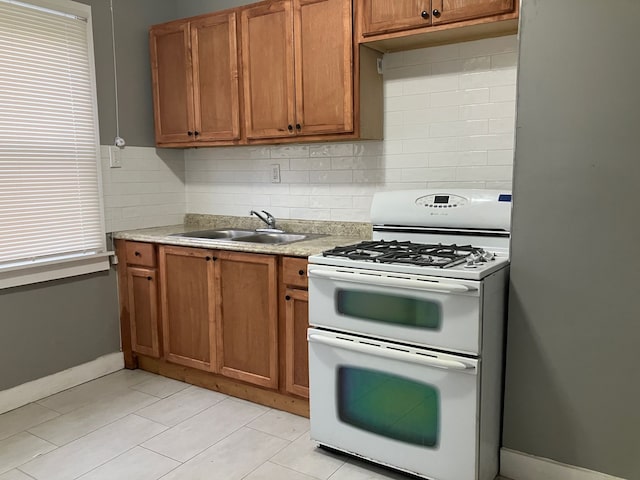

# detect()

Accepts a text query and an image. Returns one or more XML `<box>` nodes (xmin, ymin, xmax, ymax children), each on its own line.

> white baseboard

<box><xmin>501</xmin><ymin>448</ymin><xmax>625</xmax><ymax>480</ymax></box>
<box><xmin>0</xmin><ymin>352</ymin><xmax>124</xmax><ymax>414</ymax></box>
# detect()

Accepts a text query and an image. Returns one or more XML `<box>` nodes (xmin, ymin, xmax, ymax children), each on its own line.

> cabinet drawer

<box><xmin>125</xmin><ymin>242</ymin><xmax>157</xmax><ymax>267</ymax></box>
<box><xmin>283</xmin><ymin>257</ymin><xmax>308</xmax><ymax>288</ymax></box>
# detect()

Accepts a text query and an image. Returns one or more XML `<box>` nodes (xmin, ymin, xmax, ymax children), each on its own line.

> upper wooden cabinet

<box><xmin>356</xmin><ymin>0</ymin><xmax>518</xmax><ymax>52</ymax></box>
<box><xmin>150</xmin><ymin>12</ymin><xmax>241</xmax><ymax>145</ymax></box>
<box><xmin>241</xmin><ymin>0</ymin><xmax>353</xmax><ymax>140</ymax></box>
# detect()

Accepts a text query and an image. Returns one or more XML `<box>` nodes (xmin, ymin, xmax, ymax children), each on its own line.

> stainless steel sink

<box><xmin>231</xmin><ymin>233</ymin><xmax>308</xmax><ymax>244</ymax></box>
<box><xmin>171</xmin><ymin>228</ymin><xmax>324</xmax><ymax>245</ymax></box>
<box><xmin>171</xmin><ymin>229</ymin><xmax>255</xmax><ymax>240</ymax></box>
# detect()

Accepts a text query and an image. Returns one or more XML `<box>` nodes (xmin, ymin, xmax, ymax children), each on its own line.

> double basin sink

<box><xmin>171</xmin><ymin>228</ymin><xmax>324</xmax><ymax>245</ymax></box>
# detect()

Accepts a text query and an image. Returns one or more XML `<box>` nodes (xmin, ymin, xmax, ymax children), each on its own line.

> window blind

<box><xmin>0</xmin><ymin>0</ymin><xmax>109</xmax><ymax>288</ymax></box>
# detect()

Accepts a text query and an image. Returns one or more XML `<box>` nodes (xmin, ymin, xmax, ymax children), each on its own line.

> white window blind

<box><xmin>0</xmin><ymin>0</ymin><xmax>110</xmax><ymax>289</ymax></box>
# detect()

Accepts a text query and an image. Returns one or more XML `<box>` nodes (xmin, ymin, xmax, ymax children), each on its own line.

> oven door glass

<box><xmin>308</xmin><ymin>264</ymin><xmax>481</xmax><ymax>354</ymax></box>
<box><xmin>338</xmin><ymin>367</ymin><xmax>439</xmax><ymax>447</ymax></box>
<box><xmin>308</xmin><ymin>328</ymin><xmax>478</xmax><ymax>480</ymax></box>
<box><xmin>337</xmin><ymin>290</ymin><xmax>441</xmax><ymax>329</ymax></box>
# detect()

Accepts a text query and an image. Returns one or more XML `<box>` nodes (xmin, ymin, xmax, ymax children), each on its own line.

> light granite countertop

<box><xmin>112</xmin><ymin>215</ymin><xmax>372</xmax><ymax>258</ymax></box>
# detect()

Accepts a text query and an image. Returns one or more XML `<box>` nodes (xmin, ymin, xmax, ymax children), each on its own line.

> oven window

<box><xmin>336</xmin><ymin>290</ymin><xmax>441</xmax><ymax>329</ymax></box>
<box><xmin>337</xmin><ymin>367</ymin><xmax>439</xmax><ymax>447</ymax></box>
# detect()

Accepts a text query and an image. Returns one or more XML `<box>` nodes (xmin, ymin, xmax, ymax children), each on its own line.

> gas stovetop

<box><xmin>322</xmin><ymin>240</ymin><xmax>496</xmax><ymax>269</ymax></box>
<box><xmin>311</xmin><ymin>239</ymin><xmax>509</xmax><ymax>281</ymax></box>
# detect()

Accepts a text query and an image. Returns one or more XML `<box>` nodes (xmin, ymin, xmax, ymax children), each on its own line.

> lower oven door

<box><xmin>308</xmin><ymin>264</ymin><xmax>482</xmax><ymax>354</ymax></box>
<box><xmin>308</xmin><ymin>328</ymin><xmax>479</xmax><ymax>480</ymax></box>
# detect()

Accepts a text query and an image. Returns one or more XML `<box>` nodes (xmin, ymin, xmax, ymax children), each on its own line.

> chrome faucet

<box><xmin>250</xmin><ymin>210</ymin><xmax>278</xmax><ymax>230</ymax></box>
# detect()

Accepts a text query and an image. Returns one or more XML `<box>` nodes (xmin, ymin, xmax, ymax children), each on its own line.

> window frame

<box><xmin>0</xmin><ymin>0</ymin><xmax>111</xmax><ymax>290</ymax></box>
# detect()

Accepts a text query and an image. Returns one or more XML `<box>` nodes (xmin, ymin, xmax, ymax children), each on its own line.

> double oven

<box><xmin>307</xmin><ymin>190</ymin><xmax>512</xmax><ymax>480</ymax></box>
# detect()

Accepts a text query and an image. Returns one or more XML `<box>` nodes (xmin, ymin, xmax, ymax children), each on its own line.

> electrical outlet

<box><xmin>270</xmin><ymin>164</ymin><xmax>281</xmax><ymax>183</ymax></box>
<box><xmin>109</xmin><ymin>146</ymin><xmax>122</xmax><ymax>168</ymax></box>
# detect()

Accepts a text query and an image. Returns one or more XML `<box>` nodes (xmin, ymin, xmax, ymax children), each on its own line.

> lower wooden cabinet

<box><xmin>117</xmin><ymin>240</ymin><xmax>310</xmax><ymax>414</ymax></box>
<box><xmin>127</xmin><ymin>267</ymin><xmax>160</xmax><ymax>358</ymax></box>
<box><xmin>159</xmin><ymin>245</ymin><xmax>217</xmax><ymax>371</ymax></box>
<box><xmin>284</xmin><ymin>287</ymin><xmax>309</xmax><ymax>397</ymax></box>
<box><xmin>281</xmin><ymin>256</ymin><xmax>310</xmax><ymax>398</ymax></box>
<box><xmin>216</xmin><ymin>251</ymin><xmax>278</xmax><ymax>388</ymax></box>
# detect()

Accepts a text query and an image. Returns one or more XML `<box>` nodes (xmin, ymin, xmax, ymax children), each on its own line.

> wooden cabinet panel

<box><xmin>127</xmin><ymin>267</ymin><xmax>160</xmax><ymax>358</ymax></box>
<box><xmin>159</xmin><ymin>245</ymin><xmax>217</xmax><ymax>371</ymax></box>
<box><xmin>361</xmin><ymin>0</ymin><xmax>430</xmax><ymax>36</ymax></box>
<box><xmin>241</xmin><ymin>1</ymin><xmax>295</xmax><ymax>139</ymax></box>
<box><xmin>282</xmin><ymin>257</ymin><xmax>308</xmax><ymax>288</ymax></box>
<box><xmin>125</xmin><ymin>242</ymin><xmax>156</xmax><ymax>267</ymax></box>
<box><xmin>191</xmin><ymin>13</ymin><xmax>241</xmax><ymax>141</ymax></box>
<box><xmin>216</xmin><ymin>251</ymin><xmax>278</xmax><ymax>388</ymax></box>
<box><xmin>284</xmin><ymin>288</ymin><xmax>309</xmax><ymax>398</ymax></box>
<box><xmin>150</xmin><ymin>22</ymin><xmax>194</xmax><ymax>144</ymax></box>
<box><xmin>294</xmin><ymin>0</ymin><xmax>353</xmax><ymax>135</ymax></box>
<box><xmin>431</xmin><ymin>0</ymin><xmax>515</xmax><ymax>25</ymax></box>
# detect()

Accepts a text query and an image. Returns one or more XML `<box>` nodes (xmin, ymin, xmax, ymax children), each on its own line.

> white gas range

<box><xmin>307</xmin><ymin>189</ymin><xmax>512</xmax><ymax>480</ymax></box>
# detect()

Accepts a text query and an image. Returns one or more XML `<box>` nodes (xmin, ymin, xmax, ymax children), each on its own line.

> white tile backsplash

<box><xmin>100</xmin><ymin>35</ymin><xmax>517</xmax><ymax>229</ymax></box>
<box><xmin>101</xmin><ymin>146</ymin><xmax>185</xmax><ymax>232</ymax></box>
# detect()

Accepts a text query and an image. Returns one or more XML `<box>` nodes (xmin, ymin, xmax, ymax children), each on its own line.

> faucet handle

<box><xmin>262</xmin><ymin>210</ymin><xmax>276</xmax><ymax>227</ymax></box>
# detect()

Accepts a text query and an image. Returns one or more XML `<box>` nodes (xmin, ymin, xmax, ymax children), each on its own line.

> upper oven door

<box><xmin>308</xmin><ymin>264</ymin><xmax>482</xmax><ymax>355</ymax></box>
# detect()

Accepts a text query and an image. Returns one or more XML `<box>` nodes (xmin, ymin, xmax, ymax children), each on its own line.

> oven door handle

<box><xmin>308</xmin><ymin>334</ymin><xmax>476</xmax><ymax>372</ymax></box>
<box><xmin>307</xmin><ymin>268</ymin><xmax>476</xmax><ymax>294</ymax></box>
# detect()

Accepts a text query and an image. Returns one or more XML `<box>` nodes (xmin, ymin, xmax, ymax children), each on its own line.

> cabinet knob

<box><xmin>285</xmin><ymin>295</ymin><xmax>291</xmax><ymax>301</ymax></box>
<box><xmin>134</xmin><ymin>251</ymin><xmax>141</xmax><ymax>257</ymax></box>
<box><xmin>421</xmin><ymin>10</ymin><xmax>429</xmax><ymax>19</ymax></box>
<box><xmin>432</xmin><ymin>9</ymin><xmax>441</xmax><ymax>17</ymax></box>
<box><xmin>295</xmin><ymin>123</ymin><xmax>301</xmax><ymax>130</ymax></box>
<box><xmin>298</xmin><ymin>269</ymin><xmax>304</xmax><ymax>276</ymax></box>
<box><xmin>194</xmin><ymin>131</ymin><xmax>200</xmax><ymax>136</ymax></box>
<box><xmin>187</xmin><ymin>131</ymin><xmax>193</xmax><ymax>136</ymax></box>
<box><xmin>205</xmin><ymin>256</ymin><xmax>211</xmax><ymax>261</ymax></box>
<box><xmin>147</xmin><ymin>276</ymin><xmax>152</xmax><ymax>281</ymax></box>
<box><xmin>287</xmin><ymin>125</ymin><xmax>293</xmax><ymax>131</ymax></box>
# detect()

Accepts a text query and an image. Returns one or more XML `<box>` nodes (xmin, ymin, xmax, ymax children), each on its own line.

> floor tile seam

<box><xmin>0</xmin><ymin>432</ymin><xmax>58</xmax><ymax>476</ymax></box>
<box><xmin>67</xmin><ymin>445</ymin><xmax>140</xmax><ymax>480</ymax></box>
<box><xmin>24</xmin><ymin>396</ymin><xmax>163</xmax><ymax>448</ymax></box>
<box><xmin>244</xmin><ymin>460</ymin><xmax>318</xmax><ymax>480</ymax></box>
<box><xmin>243</xmin><ymin>423</ymin><xmax>309</xmax><ymax>443</ymax></box>
<box><xmin>131</xmin><ymin>390</ymin><xmax>230</xmax><ymax>428</ymax></box>
<box><xmin>15</xmin><ymin>467</ymin><xmax>38</xmax><ymax>480</ymax></box>
<box><xmin>269</xmin><ymin>454</ymin><xmax>339</xmax><ymax>480</ymax></box>
<box><xmin>129</xmin><ymin>379</ymin><xmax>192</xmax><ymax>399</ymax></box>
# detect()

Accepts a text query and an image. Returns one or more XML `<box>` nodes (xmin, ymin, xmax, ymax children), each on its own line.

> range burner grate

<box><xmin>322</xmin><ymin>240</ymin><xmax>485</xmax><ymax>268</ymax></box>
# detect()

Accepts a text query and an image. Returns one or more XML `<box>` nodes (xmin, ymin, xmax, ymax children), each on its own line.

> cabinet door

<box><xmin>241</xmin><ymin>1</ymin><xmax>295</xmax><ymax>139</ymax></box>
<box><xmin>284</xmin><ymin>288</ymin><xmax>309</xmax><ymax>398</ymax></box>
<box><xmin>216</xmin><ymin>251</ymin><xmax>278</xmax><ymax>388</ymax></box>
<box><xmin>191</xmin><ymin>13</ymin><xmax>241</xmax><ymax>141</ymax></box>
<box><xmin>294</xmin><ymin>0</ymin><xmax>353</xmax><ymax>135</ymax></box>
<box><xmin>150</xmin><ymin>22</ymin><xmax>195</xmax><ymax>144</ymax></box>
<box><xmin>159</xmin><ymin>246</ymin><xmax>216</xmax><ymax>371</ymax></box>
<box><xmin>431</xmin><ymin>0</ymin><xmax>515</xmax><ymax>25</ymax></box>
<box><xmin>360</xmin><ymin>0</ymin><xmax>431</xmax><ymax>36</ymax></box>
<box><xmin>127</xmin><ymin>267</ymin><xmax>160</xmax><ymax>358</ymax></box>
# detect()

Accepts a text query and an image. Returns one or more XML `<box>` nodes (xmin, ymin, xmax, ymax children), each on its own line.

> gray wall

<box><xmin>0</xmin><ymin>1</ymin><xmax>180</xmax><ymax>393</ymax></box>
<box><xmin>0</xmin><ymin>270</ymin><xmax>120</xmax><ymax>391</ymax></box>
<box><xmin>502</xmin><ymin>0</ymin><xmax>640</xmax><ymax>478</ymax></box>
<box><xmin>79</xmin><ymin>0</ymin><xmax>179</xmax><ymax>147</ymax></box>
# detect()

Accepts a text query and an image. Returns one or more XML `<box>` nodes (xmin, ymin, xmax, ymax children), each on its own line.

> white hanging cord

<box><xmin>109</xmin><ymin>0</ymin><xmax>125</xmax><ymax>147</ymax></box>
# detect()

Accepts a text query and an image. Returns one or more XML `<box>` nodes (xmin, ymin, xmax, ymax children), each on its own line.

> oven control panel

<box><xmin>415</xmin><ymin>194</ymin><xmax>467</xmax><ymax>209</ymax></box>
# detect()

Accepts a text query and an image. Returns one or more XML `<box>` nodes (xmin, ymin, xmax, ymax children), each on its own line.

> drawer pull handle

<box><xmin>298</xmin><ymin>269</ymin><xmax>304</xmax><ymax>276</ymax></box>
<box><xmin>134</xmin><ymin>251</ymin><xmax>141</xmax><ymax>257</ymax></box>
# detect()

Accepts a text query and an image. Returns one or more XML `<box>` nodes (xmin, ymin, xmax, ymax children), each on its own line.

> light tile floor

<box><xmin>0</xmin><ymin>369</ymin><xmax>512</xmax><ymax>480</ymax></box>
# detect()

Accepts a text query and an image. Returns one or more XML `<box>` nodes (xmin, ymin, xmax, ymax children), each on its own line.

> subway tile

<box><xmin>459</xmin><ymin>134</ymin><xmax>515</xmax><ymax>151</ymax></box>
<box><xmin>288</xmin><ymin>208</ymin><xmax>331</xmax><ymax>220</ymax></box>
<box><xmin>309</xmin><ymin>171</ymin><xmax>353</xmax><ymax>184</ymax></box>
<box><xmin>456</xmin><ymin>165</ymin><xmax>512</xmax><ymax>181</ymax></box>
<box><xmin>491</xmin><ymin>52</ymin><xmax>519</xmax><ymax>69</ymax></box>
<box><xmin>490</xmin><ymin>84</ymin><xmax>517</xmax><ymax>103</ymax></box>
<box><xmin>489</xmin><ymin>118</ymin><xmax>516</xmax><ymax>134</ymax></box>
<box><xmin>488</xmin><ymin>150</ymin><xmax>515</xmax><ymax>165</ymax></box>
<box><xmin>461</xmin><ymin>88</ymin><xmax>491</xmax><ymax>105</ymax></box>
<box><xmin>270</xmin><ymin>195</ymin><xmax>310</xmax><ymax>208</ymax></box>
<box><xmin>400</xmin><ymin>167</ymin><xmax>456</xmax><ymax>182</ymax></box>
<box><xmin>270</xmin><ymin>145</ymin><xmax>310</xmax><ymax>159</ymax></box>
<box><xmin>459</xmin><ymin>35</ymin><xmax>518</xmax><ymax>58</ymax></box>
<box><xmin>410</xmin><ymin>43</ymin><xmax>460</xmax><ymax>63</ymax></box>
<box><xmin>309</xmin><ymin>196</ymin><xmax>353</xmax><ymax>209</ymax></box>
<box><xmin>429</xmin><ymin>151</ymin><xmax>488</xmax><ymax>167</ymax></box>
<box><xmin>309</xmin><ymin>143</ymin><xmax>354</xmax><ymax>157</ymax></box>
<box><xmin>280</xmin><ymin>171</ymin><xmax>310</xmax><ymax>184</ymax></box>
<box><xmin>490</xmin><ymin>101</ymin><xmax>517</xmax><ymax>118</ymax></box>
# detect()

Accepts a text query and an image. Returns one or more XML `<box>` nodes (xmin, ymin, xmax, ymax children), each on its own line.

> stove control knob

<box><xmin>481</xmin><ymin>251</ymin><xmax>495</xmax><ymax>262</ymax></box>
